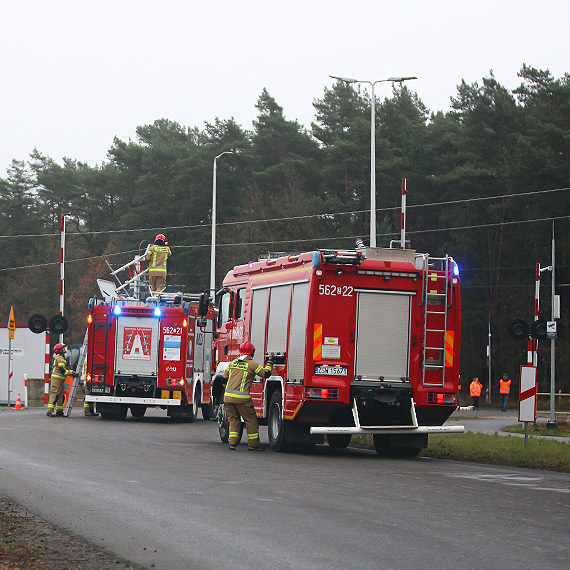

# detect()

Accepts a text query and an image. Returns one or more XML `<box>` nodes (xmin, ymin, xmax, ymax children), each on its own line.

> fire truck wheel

<box><xmin>201</xmin><ymin>402</ymin><xmax>213</xmax><ymax>421</ymax></box>
<box><xmin>99</xmin><ymin>404</ymin><xmax>128</xmax><ymax>421</ymax></box>
<box><xmin>268</xmin><ymin>392</ymin><xmax>288</xmax><ymax>452</ymax></box>
<box><xmin>130</xmin><ymin>405</ymin><xmax>147</xmax><ymax>418</ymax></box>
<box><xmin>372</xmin><ymin>435</ymin><xmax>421</xmax><ymax>458</ymax></box>
<box><xmin>326</xmin><ymin>434</ymin><xmax>352</xmax><ymax>449</ymax></box>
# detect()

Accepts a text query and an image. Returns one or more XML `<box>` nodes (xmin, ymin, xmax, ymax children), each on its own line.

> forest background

<box><xmin>1</xmin><ymin>64</ymin><xmax>569</xmax><ymax>395</ymax></box>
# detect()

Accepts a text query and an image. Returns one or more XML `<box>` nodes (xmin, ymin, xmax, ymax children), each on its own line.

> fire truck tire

<box><xmin>130</xmin><ymin>405</ymin><xmax>147</xmax><ymax>418</ymax></box>
<box><xmin>268</xmin><ymin>392</ymin><xmax>289</xmax><ymax>452</ymax></box>
<box><xmin>372</xmin><ymin>435</ymin><xmax>421</xmax><ymax>458</ymax></box>
<box><xmin>327</xmin><ymin>434</ymin><xmax>352</xmax><ymax>449</ymax></box>
<box><xmin>201</xmin><ymin>402</ymin><xmax>213</xmax><ymax>421</ymax></box>
<box><xmin>99</xmin><ymin>404</ymin><xmax>128</xmax><ymax>421</ymax></box>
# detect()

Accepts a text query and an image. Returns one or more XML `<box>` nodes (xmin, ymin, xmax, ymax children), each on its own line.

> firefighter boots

<box><xmin>248</xmin><ymin>446</ymin><xmax>266</xmax><ymax>451</ymax></box>
<box><xmin>46</xmin><ymin>410</ymin><xmax>55</xmax><ymax>417</ymax></box>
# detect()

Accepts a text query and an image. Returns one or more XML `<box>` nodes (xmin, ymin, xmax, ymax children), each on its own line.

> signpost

<box><xmin>519</xmin><ymin>365</ymin><xmax>537</xmax><ymax>447</ymax></box>
<box><xmin>7</xmin><ymin>307</ymin><xmax>16</xmax><ymax>407</ymax></box>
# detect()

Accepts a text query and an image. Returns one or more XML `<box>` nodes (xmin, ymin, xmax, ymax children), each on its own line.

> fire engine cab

<box><xmin>213</xmin><ymin>246</ymin><xmax>464</xmax><ymax>456</ymax></box>
<box><xmin>84</xmin><ymin>265</ymin><xmax>214</xmax><ymax>421</ymax></box>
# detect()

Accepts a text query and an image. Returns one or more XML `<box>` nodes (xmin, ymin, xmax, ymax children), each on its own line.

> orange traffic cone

<box><xmin>14</xmin><ymin>394</ymin><xmax>23</xmax><ymax>410</ymax></box>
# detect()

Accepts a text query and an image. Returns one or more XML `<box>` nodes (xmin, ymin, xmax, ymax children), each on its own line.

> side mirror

<box><xmin>198</xmin><ymin>291</ymin><xmax>210</xmax><ymax>317</ymax></box>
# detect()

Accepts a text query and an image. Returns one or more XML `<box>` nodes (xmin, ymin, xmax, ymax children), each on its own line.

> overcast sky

<box><xmin>1</xmin><ymin>0</ymin><xmax>568</xmax><ymax>177</ymax></box>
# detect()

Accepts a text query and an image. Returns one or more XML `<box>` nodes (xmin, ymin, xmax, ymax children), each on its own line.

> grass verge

<box><xmin>502</xmin><ymin>423</ymin><xmax>570</xmax><ymax>437</ymax></box>
<box><xmin>351</xmin><ymin>432</ymin><xmax>570</xmax><ymax>472</ymax></box>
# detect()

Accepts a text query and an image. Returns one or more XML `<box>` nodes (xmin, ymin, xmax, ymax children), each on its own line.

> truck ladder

<box><xmin>63</xmin><ymin>329</ymin><xmax>88</xmax><ymax>416</ymax></box>
<box><xmin>421</xmin><ymin>255</ymin><xmax>451</xmax><ymax>387</ymax></box>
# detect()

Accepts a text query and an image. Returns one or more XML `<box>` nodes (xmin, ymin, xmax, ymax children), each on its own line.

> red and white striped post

<box><xmin>44</xmin><ymin>333</ymin><xmax>50</xmax><ymax>404</ymax></box>
<box><xmin>59</xmin><ymin>215</ymin><xmax>65</xmax><ymax>344</ymax></box>
<box><xmin>533</xmin><ymin>263</ymin><xmax>540</xmax><ymax>366</ymax></box>
<box><xmin>400</xmin><ymin>178</ymin><xmax>406</xmax><ymax>249</ymax></box>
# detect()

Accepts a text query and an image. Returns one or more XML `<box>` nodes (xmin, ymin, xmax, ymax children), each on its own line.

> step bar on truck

<box><xmin>309</xmin><ymin>398</ymin><xmax>464</xmax><ymax>435</ymax></box>
<box><xmin>85</xmin><ymin>395</ymin><xmax>181</xmax><ymax>406</ymax></box>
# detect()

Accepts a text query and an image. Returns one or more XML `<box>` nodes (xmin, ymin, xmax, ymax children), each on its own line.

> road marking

<box><xmin>445</xmin><ymin>472</ymin><xmax>570</xmax><ymax>494</ymax></box>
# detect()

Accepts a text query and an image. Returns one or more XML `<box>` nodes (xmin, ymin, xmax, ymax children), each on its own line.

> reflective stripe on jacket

<box><xmin>500</xmin><ymin>379</ymin><xmax>511</xmax><ymax>394</ymax></box>
<box><xmin>223</xmin><ymin>357</ymin><xmax>272</xmax><ymax>403</ymax></box>
<box><xmin>146</xmin><ymin>245</ymin><xmax>171</xmax><ymax>274</ymax></box>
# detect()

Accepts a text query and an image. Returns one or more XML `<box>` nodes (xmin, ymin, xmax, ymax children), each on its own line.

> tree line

<box><xmin>1</xmin><ymin>64</ymin><xmax>569</xmax><ymax>394</ymax></box>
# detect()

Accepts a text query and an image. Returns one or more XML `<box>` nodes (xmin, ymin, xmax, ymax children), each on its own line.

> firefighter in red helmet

<box><xmin>47</xmin><ymin>343</ymin><xmax>77</xmax><ymax>417</ymax></box>
<box><xmin>222</xmin><ymin>342</ymin><xmax>273</xmax><ymax>450</ymax></box>
<box><xmin>145</xmin><ymin>233</ymin><xmax>172</xmax><ymax>294</ymax></box>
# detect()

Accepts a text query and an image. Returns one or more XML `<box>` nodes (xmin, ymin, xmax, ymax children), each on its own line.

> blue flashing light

<box><xmin>453</xmin><ymin>263</ymin><xmax>460</xmax><ymax>277</ymax></box>
<box><xmin>154</xmin><ymin>307</ymin><xmax>161</xmax><ymax>317</ymax></box>
<box><xmin>113</xmin><ymin>306</ymin><xmax>122</xmax><ymax>315</ymax></box>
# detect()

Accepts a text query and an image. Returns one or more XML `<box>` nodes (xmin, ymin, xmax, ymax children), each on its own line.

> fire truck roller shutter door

<box><xmin>354</xmin><ymin>291</ymin><xmax>412</xmax><ymax>381</ymax></box>
<box><xmin>287</xmin><ymin>282</ymin><xmax>310</xmax><ymax>381</ymax></box>
<box><xmin>250</xmin><ymin>288</ymin><xmax>269</xmax><ymax>355</ymax></box>
<box><xmin>266</xmin><ymin>285</ymin><xmax>291</xmax><ymax>355</ymax></box>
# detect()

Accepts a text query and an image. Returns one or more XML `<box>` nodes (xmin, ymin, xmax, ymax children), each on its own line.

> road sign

<box><xmin>546</xmin><ymin>321</ymin><xmax>557</xmax><ymax>339</ymax></box>
<box><xmin>8</xmin><ymin>307</ymin><xmax>15</xmax><ymax>339</ymax></box>
<box><xmin>519</xmin><ymin>365</ymin><xmax>537</xmax><ymax>423</ymax></box>
<box><xmin>8</xmin><ymin>307</ymin><xmax>15</xmax><ymax>330</ymax></box>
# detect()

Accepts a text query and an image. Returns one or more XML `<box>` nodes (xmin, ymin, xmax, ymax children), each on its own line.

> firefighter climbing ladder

<box><xmin>420</xmin><ymin>255</ymin><xmax>452</xmax><ymax>387</ymax></box>
<box><xmin>63</xmin><ymin>329</ymin><xmax>88</xmax><ymax>416</ymax></box>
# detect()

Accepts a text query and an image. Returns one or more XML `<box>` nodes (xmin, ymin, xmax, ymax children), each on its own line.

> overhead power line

<box><xmin>0</xmin><ymin>186</ymin><xmax>568</xmax><ymax>241</ymax></box>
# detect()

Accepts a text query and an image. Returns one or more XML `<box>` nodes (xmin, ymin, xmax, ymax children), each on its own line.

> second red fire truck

<box><xmin>212</xmin><ymin>245</ymin><xmax>464</xmax><ymax>455</ymax></box>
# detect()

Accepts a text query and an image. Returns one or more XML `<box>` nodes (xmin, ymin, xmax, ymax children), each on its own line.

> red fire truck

<box><xmin>212</xmin><ymin>246</ymin><xmax>464</xmax><ymax>455</ymax></box>
<box><xmin>84</xmin><ymin>275</ymin><xmax>215</xmax><ymax>421</ymax></box>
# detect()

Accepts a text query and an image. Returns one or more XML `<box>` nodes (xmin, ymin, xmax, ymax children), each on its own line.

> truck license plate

<box><xmin>315</xmin><ymin>365</ymin><xmax>348</xmax><ymax>376</ymax></box>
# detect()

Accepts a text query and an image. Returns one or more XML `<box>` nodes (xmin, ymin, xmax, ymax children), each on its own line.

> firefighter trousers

<box><xmin>48</xmin><ymin>376</ymin><xmax>65</xmax><ymax>413</ymax></box>
<box><xmin>224</xmin><ymin>400</ymin><xmax>261</xmax><ymax>448</ymax></box>
<box><xmin>149</xmin><ymin>274</ymin><xmax>166</xmax><ymax>293</ymax></box>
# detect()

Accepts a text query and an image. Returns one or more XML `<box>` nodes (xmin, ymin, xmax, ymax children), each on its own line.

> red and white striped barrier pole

<box><xmin>45</xmin><ymin>334</ymin><xmax>50</xmax><ymax>404</ymax></box>
<box><xmin>401</xmin><ymin>178</ymin><xmax>406</xmax><ymax>249</ymax></box>
<box><xmin>534</xmin><ymin>263</ymin><xmax>540</xmax><ymax>366</ymax></box>
<box><xmin>60</xmin><ymin>215</ymin><xmax>65</xmax><ymax>344</ymax></box>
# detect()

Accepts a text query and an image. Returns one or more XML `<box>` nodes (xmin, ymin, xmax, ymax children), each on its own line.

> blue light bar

<box><xmin>154</xmin><ymin>307</ymin><xmax>161</xmax><ymax>317</ymax></box>
<box><xmin>113</xmin><ymin>306</ymin><xmax>122</xmax><ymax>315</ymax></box>
<box><xmin>453</xmin><ymin>263</ymin><xmax>460</xmax><ymax>277</ymax></box>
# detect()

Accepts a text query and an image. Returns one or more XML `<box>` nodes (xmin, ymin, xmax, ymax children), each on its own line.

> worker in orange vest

<box><xmin>469</xmin><ymin>377</ymin><xmax>483</xmax><ymax>410</ymax></box>
<box><xmin>499</xmin><ymin>373</ymin><xmax>511</xmax><ymax>412</ymax></box>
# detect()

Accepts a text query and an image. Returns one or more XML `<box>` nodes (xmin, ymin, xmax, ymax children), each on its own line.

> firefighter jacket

<box><xmin>470</xmin><ymin>379</ymin><xmax>482</xmax><ymax>397</ymax></box>
<box><xmin>145</xmin><ymin>245</ymin><xmax>172</xmax><ymax>275</ymax></box>
<box><xmin>223</xmin><ymin>356</ymin><xmax>272</xmax><ymax>404</ymax></box>
<box><xmin>500</xmin><ymin>378</ymin><xmax>511</xmax><ymax>394</ymax></box>
<box><xmin>51</xmin><ymin>354</ymin><xmax>73</xmax><ymax>381</ymax></box>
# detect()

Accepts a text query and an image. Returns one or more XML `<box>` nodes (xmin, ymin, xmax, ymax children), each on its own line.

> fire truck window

<box><xmin>220</xmin><ymin>291</ymin><xmax>233</xmax><ymax>324</ymax></box>
<box><xmin>235</xmin><ymin>288</ymin><xmax>246</xmax><ymax>320</ymax></box>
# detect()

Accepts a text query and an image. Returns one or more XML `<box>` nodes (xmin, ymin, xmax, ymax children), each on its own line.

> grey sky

<box><xmin>1</xmin><ymin>0</ymin><xmax>568</xmax><ymax>177</ymax></box>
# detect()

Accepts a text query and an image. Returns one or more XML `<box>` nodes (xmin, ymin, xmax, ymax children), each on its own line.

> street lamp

<box><xmin>329</xmin><ymin>75</ymin><xmax>417</xmax><ymax>247</ymax></box>
<box><xmin>210</xmin><ymin>151</ymin><xmax>233</xmax><ymax>294</ymax></box>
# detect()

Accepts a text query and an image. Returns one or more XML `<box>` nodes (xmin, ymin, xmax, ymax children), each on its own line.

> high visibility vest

<box><xmin>470</xmin><ymin>381</ymin><xmax>482</xmax><ymax>397</ymax></box>
<box><xmin>500</xmin><ymin>379</ymin><xmax>511</xmax><ymax>394</ymax></box>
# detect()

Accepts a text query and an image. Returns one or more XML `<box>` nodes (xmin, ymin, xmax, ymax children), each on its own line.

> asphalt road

<box><xmin>0</xmin><ymin>407</ymin><xmax>568</xmax><ymax>570</ymax></box>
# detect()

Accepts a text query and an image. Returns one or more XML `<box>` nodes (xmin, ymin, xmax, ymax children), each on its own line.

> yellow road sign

<box><xmin>8</xmin><ymin>306</ymin><xmax>16</xmax><ymax>331</ymax></box>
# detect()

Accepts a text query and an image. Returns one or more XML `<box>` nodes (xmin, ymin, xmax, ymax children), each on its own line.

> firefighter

<box><xmin>145</xmin><ymin>233</ymin><xmax>172</xmax><ymax>294</ymax></box>
<box><xmin>499</xmin><ymin>373</ymin><xmax>511</xmax><ymax>412</ymax></box>
<box><xmin>222</xmin><ymin>342</ymin><xmax>273</xmax><ymax>451</ymax></box>
<box><xmin>47</xmin><ymin>343</ymin><xmax>77</xmax><ymax>417</ymax></box>
<box><xmin>469</xmin><ymin>376</ymin><xmax>483</xmax><ymax>410</ymax></box>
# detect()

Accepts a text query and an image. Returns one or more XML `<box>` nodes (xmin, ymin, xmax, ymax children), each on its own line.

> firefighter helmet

<box><xmin>239</xmin><ymin>341</ymin><xmax>255</xmax><ymax>357</ymax></box>
<box><xmin>154</xmin><ymin>233</ymin><xmax>166</xmax><ymax>244</ymax></box>
<box><xmin>53</xmin><ymin>343</ymin><xmax>66</xmax><ymax>355</ymax></box>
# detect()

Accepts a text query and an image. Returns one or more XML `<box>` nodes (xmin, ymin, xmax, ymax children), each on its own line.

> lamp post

<box><xmin>210</xmin><ymin>151</ymin><xmax>233</xmax><ymax>294</ymax></box>
<box><xmin>329</xmin><ymin>75</ymin><xmax>417</xmax><ymax>247</ymax></box>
